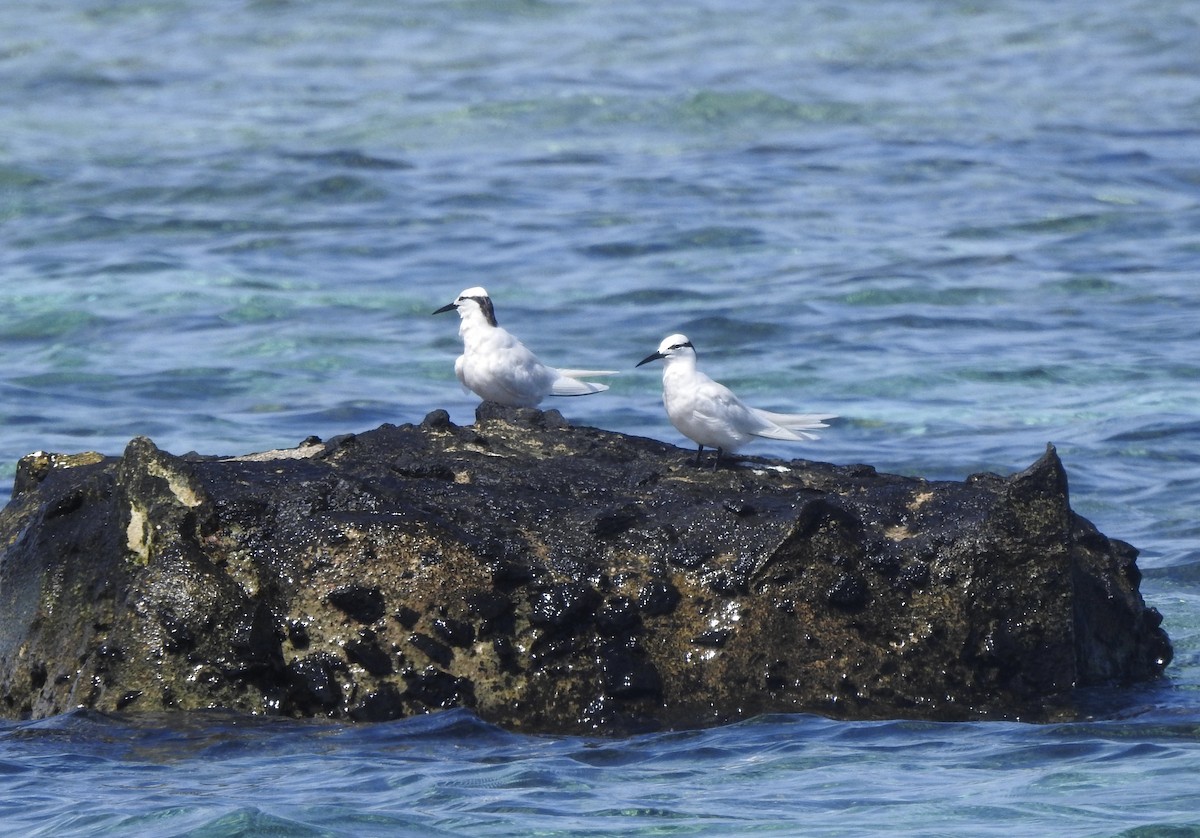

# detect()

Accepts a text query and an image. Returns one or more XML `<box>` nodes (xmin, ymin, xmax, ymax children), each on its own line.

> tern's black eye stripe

<box><xmin>670</xmin><ymin>342</ymin><xmax>693</xmax><ymax>350</ymax></box>
<box><xmin>466</xmin><ymin>295</ymin><xmax>498</xmax><ymax>327</ymax></box>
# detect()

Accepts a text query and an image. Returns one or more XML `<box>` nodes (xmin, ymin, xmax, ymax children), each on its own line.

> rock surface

<box><xmin>0</xmin><ymin>405</ymin><xmax>1172</xmax><ymax>732</ymax></box>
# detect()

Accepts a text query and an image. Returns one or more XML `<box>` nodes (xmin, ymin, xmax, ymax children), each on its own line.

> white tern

<box><xmin>434</xmin><ymin>287</ymin><xmax>617</xmax><ymax>407</ymax></box>
<box><xmin>637</xmin><ymin>333</ymin><xmax>834</xmax><ymax>467</ymax></box>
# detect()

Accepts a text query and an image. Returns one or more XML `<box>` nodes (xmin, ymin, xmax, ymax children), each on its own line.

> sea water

<box><xmin>1</xmin><ymin>1</ymin><xmax>1199</xmax><ymax>835</ymax></box>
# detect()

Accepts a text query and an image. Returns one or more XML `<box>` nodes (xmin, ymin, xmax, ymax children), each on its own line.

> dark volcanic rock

<box><xmin>0</xmin><ymin>407</ymin><xmax>1172</xmax><ymax>732</ymax></box>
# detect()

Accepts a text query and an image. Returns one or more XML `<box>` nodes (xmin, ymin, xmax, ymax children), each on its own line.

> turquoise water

<box><xmin>2</xmin><ymin>708</ymin><xmax>1199</xmax><ymax>837</ymax></box>
<box><xmin>2</xmin><ymin>1</ymin><xmax>1200</xmax><ymax>835</ymax></box>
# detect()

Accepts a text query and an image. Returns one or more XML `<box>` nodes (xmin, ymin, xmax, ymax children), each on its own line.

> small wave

<box><xmin>580</xmin><ymin>225</ymin><xmax>765</xmax><ymax>259</ymax></box>
<box><xmin>284</xmin><ymin>150</ymin><xmax>415</xmax><ymax>171</ymax></box>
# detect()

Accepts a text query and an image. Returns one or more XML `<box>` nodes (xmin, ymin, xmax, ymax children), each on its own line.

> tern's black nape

<box><xmin>468</xmin><ymin>294</ymin><xmax>498</xmax><ymax>327</ymax></box>
<box><xmin>433</xmin><ymin>291</ymin><xmax>498</xmax><ymax>327</ymax></box>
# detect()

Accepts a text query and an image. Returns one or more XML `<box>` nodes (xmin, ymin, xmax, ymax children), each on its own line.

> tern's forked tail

<box><xmin>750</xmin><ymin>408</ymin><xmax>836</xmax><ymax>432</ymax></box>
<box><xmin>550</xmin><ymin>369</ymin><xmax>618</xmax><ymax>398</ymax></box>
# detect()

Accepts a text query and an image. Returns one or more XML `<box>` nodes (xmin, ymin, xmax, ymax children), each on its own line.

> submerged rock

<box><xmin>0</xmin><ymin>407</ymin><xmax>1172</xmax><ymax>732</ymax></box>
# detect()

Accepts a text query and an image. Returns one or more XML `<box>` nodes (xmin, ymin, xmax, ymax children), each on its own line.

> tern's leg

<box><xmin>712</xmin><ymin>448</ymin><xmax>725</xmax><ymax>471</ymax></box>
<box><xmin>694</xmin><ymin>444</ymin><xmax>705</xmax><ymax>465</ymax></box>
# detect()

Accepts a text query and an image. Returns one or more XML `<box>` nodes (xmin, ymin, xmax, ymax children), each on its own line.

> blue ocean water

<box><xmin>2</xmin><ymin>1</ymin><xmax>1199</xmax><ymax>835</ymax></box>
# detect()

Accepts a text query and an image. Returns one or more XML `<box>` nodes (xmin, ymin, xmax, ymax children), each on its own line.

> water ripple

<box><xmin>2</xmin><ymin>0</ymin><xmax>1200</xmax><ymax>835</ymax></box>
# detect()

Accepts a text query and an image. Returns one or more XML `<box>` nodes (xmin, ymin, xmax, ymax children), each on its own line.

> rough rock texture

<box><xmin>0</xmin><ymin>405</ymin><xmax>1172</xmax><ymax>733</ymax></box>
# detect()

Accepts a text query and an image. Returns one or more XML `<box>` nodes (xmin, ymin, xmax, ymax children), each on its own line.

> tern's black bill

<box><xmin>432</xmin><ymin>302</ymin><xmax>457</xmax><ymax>315</ymax></box>
<box><xmin>636</xmin><ymin>352</ymin><xmax>665</xmax><ymax>367</ymax></box>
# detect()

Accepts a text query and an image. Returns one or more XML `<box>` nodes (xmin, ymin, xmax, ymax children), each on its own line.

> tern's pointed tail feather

<box><xmin>751</xmin><ymin>409</ymin><xmax>836</xmax><ymax>431</ymax></box>
<box><xmin>750</xmin><ymin>424</ymin><xmax>821</xmax><ymax>442</ymax></box>
<box><xmin>549</xmin><ymin>377</ymin><xmax>611</xmax><ymax>397</ymax></box>
<box><xmin>748</xmin><ymin>408</ymin><xmax>836</xmax><ymax>441</ymax></box>
<box><xmin>548</xmin><ymin>368</ymin><xmax>618</xmax><ymax>397</ymax></box>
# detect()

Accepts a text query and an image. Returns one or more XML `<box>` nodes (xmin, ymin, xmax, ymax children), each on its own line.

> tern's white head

<box><xmin>637</xmin><ymin>334</ymin><xmax>696</xmax><ymax>368</ymax></box>
<box><xmin>433</xmin><ymin>286</ymin><xmax>497</xmax><ymax>327</ymax></box>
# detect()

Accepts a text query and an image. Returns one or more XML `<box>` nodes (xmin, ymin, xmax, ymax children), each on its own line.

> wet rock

<box><xmin>528</xmin><ymin>583</ymin><xmax>601</xmax><ymax>630</ymax></box>
<box><xmin>431</xmin><ymin>617</ymin><xmax>475</xmax><ymax>648</ymax></box>
<box><xmin>327</xmin><ymin>585</ymin><xmax>385</xmax><ymax>625</ymax></box>
<box><xmin>596</xmin><ymin>597</ymin><xmax>640</xmax><ymax>635</ymax></box>
<box><xmin>409</xmin><ymin>633</ymin><xmax>453</xmax><ymax>668</ymax></box>
<box><xmin>466</xmin><ymin>591</ymin><xmax>511</xmax><ymax>621</ymax></box>
<box><xmin>288</xmin><ymin>654</ymin><xmax>343</xmax><ymax>713</ymax></box>
<box><xmin>349</xmin><ymin>684</ymin><xmax>405</xmax><ymax>723</ymax></box>
<box><xmin>692</xmin><ymin>629</ymin><xmax>733</xmax><ymax>648</ymax></box>
<box><xmin>0</xmin><ymin>413</ymin><xmax>1173</xmax><ymax>733</ymax></box>
<box><xmin>403</xmin><ymin>667</ymin><xmax>475</xmax><ymax>710</ymax></box>
<box><xmin>344</xmin><ymin>633</ymin><xmax>394</xmax><ymax>676</ymax></box>
<box><xmin>637</xmin><ymin>579</ymin><xmax>681</xmax><ymax>616</ymax></box>
<box><xmin>593</xmin><ymin>505</ymin><xmax>645</xmax><ymax>539</ymax></box>
<box><xmin>287</xmin><ymin>621</ymin><xmax>311</xmax><ymax>650</ymax></box>
<box><xmin>896</xmin><ymin>561</ymin><xmax>931</xmax><ymax>592</ymax></box>
<box><xmin>599</xmin><ymin>647</ymin><xmax>662</xmax><ymax>700</ymax></box>
<box><xmin>827</xmin><ymin>573</ymin><xmax>869</xmax><ymax>610</ymax></box>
